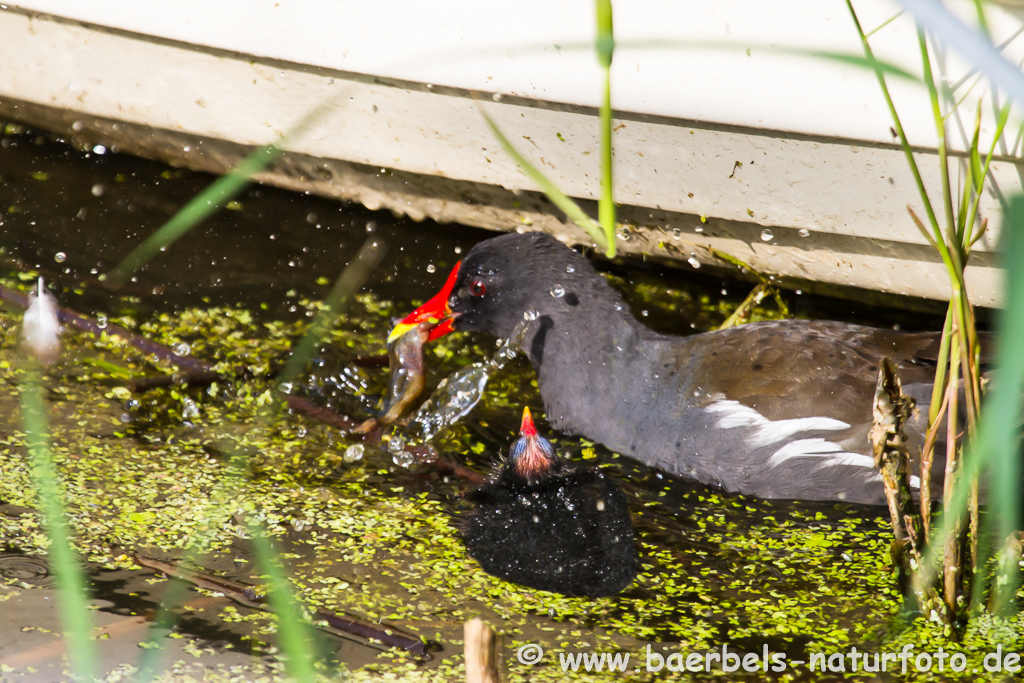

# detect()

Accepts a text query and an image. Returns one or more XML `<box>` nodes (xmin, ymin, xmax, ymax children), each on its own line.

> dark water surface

<box><xmin>2</xmin><ymin>122</ymin><xmax>1004</xmax><ymax>682</ymax></box>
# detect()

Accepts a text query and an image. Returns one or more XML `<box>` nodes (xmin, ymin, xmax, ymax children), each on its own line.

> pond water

<box><xmin>0</xmin><ymin>121</ymin><xmax>1014</xmax><ymax>682</ymax></box>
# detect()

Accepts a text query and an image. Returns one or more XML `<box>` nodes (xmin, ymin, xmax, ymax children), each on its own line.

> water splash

<box><xmin>412</xmin><ymin>313</ymin><xmax>534</xmax><ymax>441</ymax></box>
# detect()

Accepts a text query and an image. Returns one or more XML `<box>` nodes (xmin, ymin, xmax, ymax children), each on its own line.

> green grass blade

<box><xmin>105</xmin><ymin>97</ymin><xmax>340</xmax><ymax>287</ymax></box>
<box><xmin>803</xmin><ymin>51</ymin><xmax>918</xmax><ymax>81</ymax></box>
<box><xmin>482</xmin><ymin>111</ymin><xmax>608</xmax><ymax>251</ymax></box>
<box><xmin>249</xmin><ymin>521</ymin><xmax>321</xmax><ymax>682</ymax></box>
<box><xmin>105</xmin><ymin>145</ymin><xmax>283</xmax><ymax>287</ymax></box>
<box><xmin>20</xmin><ymin>370</ymin><xmax>97</xmax><ymax>680</ymax></box>
<box><xmin>917</xmin><ymin>195</ymin><xmax>1024</xmax><ymax>611</ymax></box>
<box><xmin>980</xmin><ymin>195</ymin><xmax>1024</xmax><ymax>613</ymax></box>
<box><xmin>965</xmin><ymin>98</ymin><xmax>1014</xmax><ymax>244</ymax></box>
<box><xmin>596</xmin><ymin>0</ymin><xmax>616</xmax><ymax>257</ymax></box>
<box><xmin>865</xmin><ymin>11</ymin><xmax>905</xmax><ymax>39</ymax></box>
<box><xmin>897</xmin><ymin>0</ymin><xmax>1024</xmax><ymax>106</ymax></box>
<box><xmin>136</xmin><ymin>240</ymin><xmax>382</xmax><ymax>680</ymax></box>
<box><xmin>917</xmin><ymin>30</ymin><xmax>956</xmax><ymax>241</ymax></box>
<box><xmin>276</xmin><ymin>238</ymin><xmax>386</xmax><ymax>391</ymax></box>
<box><xmin>534</xmin><ymin>40</ymin><xmax>921</xmax><ymax>83</ymax></box>
<box><xmin>972</xmin><ymin>0</ymin><xmax>991</xmax><ymax>37</ymax></box>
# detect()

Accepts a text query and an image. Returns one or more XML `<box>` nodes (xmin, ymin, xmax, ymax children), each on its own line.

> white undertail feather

<box><xmin>20</xmin><ymin>277</ymin><xmax>61</xmax><ymax>365</ymax></box>
<box><xmin>708</xmin><ymin>400</ymin><xmax>850</xmax><ymax>447</ymax></box>
<box><xmin>709</xmin><ymin>400</ymin><xmax>902</xmax><ymax>481</ymax></box>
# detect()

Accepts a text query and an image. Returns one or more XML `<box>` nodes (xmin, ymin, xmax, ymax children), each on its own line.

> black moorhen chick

<box><xmin>462</xmin><ymin>407</ymin><xmax>639</xmax><ymax>596</ymax></box>
<box><xmin>393</xmin><ymin>231</ymin><xmax>952</xmax><ymax>504</ymax></box>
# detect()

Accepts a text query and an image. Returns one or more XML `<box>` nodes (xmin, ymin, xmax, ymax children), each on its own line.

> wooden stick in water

<box><xmin>464</xmin><ymin>618</ymin><xmax>500</xmax><ymax>683</ymax></box>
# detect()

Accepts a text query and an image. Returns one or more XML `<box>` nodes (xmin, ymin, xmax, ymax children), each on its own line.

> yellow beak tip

<box><xmin>387</xmin><ymin>322</ymin><xmax>417</xmax><ymax>344</ymax></box>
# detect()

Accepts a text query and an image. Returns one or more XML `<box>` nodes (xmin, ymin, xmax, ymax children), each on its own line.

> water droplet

<box><xmin>392</xmin><ymin>450</ymin><xmax>415</xmax><ymax>468</ymax></box>
<box><xmin>173</xmin><ymin>342</ymin><xmax>191</xmax><ymax>356</ymax></box>
<box><xmin>641</xmin><ymin>310</ymin><xmax>649</xmax><ymax>317</ymax></box>
<box><xmin>454</xmin><ymin>246</ymin><xmax>462</xmax><ymax>254</ymax></box>
<box><xmin>565</xmin><ymin>265</ymin><xmax>575</xmax><ymax>273</ymax></box>
<box><xmin>798</xmin><ymin>228</ymin><xmax>811</xmax><ymax>238</ymax></box>
<box><xmin>387</xmin><ymin>436</ymin><xmax>406</xmax><ymax>454</ymax></box>
<box><xmin>760</xmin><ymin>229</ymin><xmax>774</xmax><ymax>242</ymax></box>
<box><xmin>550</xmin><ymin>284</ymin><xmax>565</xmax><ymax>298</ymax></box>
<box><xmin>91</xmin><ymin>184</ymin><xmax>104</xmax><ymax>197</ymax></box>
<box><xmin>54</xmin><ymin>252</ymin><xmax>66</xmax><ymax>263</ymax></box>
<box><xmin>96</xmin><ymin>315</ymin><xmax>108</xmax><ymax>329</ymax></box>
<box><xmin>343</xmin><ymin>444</ymin><xmax>364</xmax><ymax>463</ymax></box>
<box><xmin>596</xmin><ymin>499</ymin><xmax>606</xmax><ymax>511</ymax></box>
<box><xmin>71</xmin><ymin>120</ymin><xmax>84</xmax><ymax>132</ymax></box>
<box><xmin>672</xmin><ymin>228</ymin><xmax>683</xmax><ymax>238</ymax></box>
<box><xmin>365</xmin><ymin>221</ymin><xmax>377</xmax><ymax>233</ymax></box>
<box><xmin>523</xmin><ymin>309</ymin><xmax>539</xmax><ymax>321</ymax></box>
<box><xmin>92</xmin><ymin>144</ymin><xmax>106</xmax><ymax>155</ymax></box>
<box><xmin>412</xmin><ymin>317</ymin><xmax>533</xmax><ymax>440</ymax></box>
<box><xmin>181</xmin><ymin>398</ymin><xmax>199</xmax><ymax>420</ymax></box>
<box><xmin>492</xmin><ymin>93</ymin><xmax>503</xmax><ymax>102</ymax></box>
<box><xmin>277</xmin><ymin>381</ymin><xmax>294</xmax><ymax>394</ymax></box>
<box><xmin>687</xmin><ymin>256</ymin><xmax>701</xmax><ymax>269</ymax></box>
<box><xmin>795</xmin><ymin>289</ymin><xmax>803</xmax><ymax>295</ymax></box>
<box><xmin>426</xmin><ymin>264</ymin><xmax>436</xmax><ymax>274</ymax></box>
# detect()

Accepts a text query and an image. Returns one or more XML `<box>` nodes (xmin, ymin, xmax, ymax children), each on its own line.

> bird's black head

<box><xmin>389</xmin><ymin>231</ymin><xmax>619</xmax><ymax>344</ymax></box>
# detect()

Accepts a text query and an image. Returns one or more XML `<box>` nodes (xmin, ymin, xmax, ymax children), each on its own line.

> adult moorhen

<box><xmin>462</xmin><ymin>406</ymin><xmax>639</xmax><ymax>596</ymax></box>
<box><xmin>393</xmin><ymin>231</ymin><xmax>950</xmax><ymax>504</ymax></box>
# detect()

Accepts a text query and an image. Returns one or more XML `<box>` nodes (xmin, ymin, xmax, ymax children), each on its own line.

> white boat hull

<box><xmin>1</xmin><ymin>1</ymin><xmax>1022</xmax><ymax>306</ymax></box>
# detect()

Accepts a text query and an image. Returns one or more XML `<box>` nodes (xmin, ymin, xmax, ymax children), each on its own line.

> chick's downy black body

<box><xmin>434</xmin><ymin>231</ymin><xmax>953</xmax><ymax>505</ymax></box>
<box><xmin>462</xmin><ymin>408</ymin><xmax>639</xmax><ymax>597</ymax></box>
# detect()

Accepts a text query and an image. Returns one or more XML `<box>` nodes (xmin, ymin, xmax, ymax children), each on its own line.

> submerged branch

<box><xmin>133</xmin><ymin>555</ymin><xmax>434</xmax><ymax>657</ymax></box>
<box><xmin>0</xmin><ymin>279</ymin><xmax>486</xmax><ymax>483</ymax></box>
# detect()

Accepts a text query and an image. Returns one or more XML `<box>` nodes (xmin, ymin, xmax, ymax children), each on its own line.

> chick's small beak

<box><xmin>388</xmin><ymin>261</ymin><xmax>461</xmax><ymax>343</ymax></box>
<box><xmin>509</xmin><ymin>406</ymin><xmax>555</xmax><ymax>478</ymax></box>
<box><xmin>519</xmin><ymin>406</ymin><xmax>538</xmax><ymax>437</ymax></box>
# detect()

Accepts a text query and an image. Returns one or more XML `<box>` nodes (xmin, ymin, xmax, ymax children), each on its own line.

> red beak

<box><xmin>387</xmin><ymin>261</ymin><xmax>461</xmax><ymax>343</ymax></box>
<box><xmin>508</xmin><ymin>406</ymin><xmax>555</xmax><ymax>479</ymax></box>
<box><xmin>519</xmin><ymin>406</ymin><xmax>538</xmax><ymax>437</ymax></box>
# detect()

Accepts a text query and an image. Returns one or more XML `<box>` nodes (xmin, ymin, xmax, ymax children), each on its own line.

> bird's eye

<box><xmin>468</xmin><ymin>280</ymin><xmax>487</xmax><ymax>297</ymax></box>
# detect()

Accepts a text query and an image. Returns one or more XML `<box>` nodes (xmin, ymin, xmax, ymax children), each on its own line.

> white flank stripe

<box><xmin>766</xmin><ymin>438</ymin><xmax>875</xmax><ymax>470</ymax></box>
<box><xmin>707</xmin><ymin>400</ymin><xmax>850</xmax><ymax>447</ymax></box>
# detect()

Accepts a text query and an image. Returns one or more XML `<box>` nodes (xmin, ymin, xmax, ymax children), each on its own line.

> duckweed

<box><xmin>0</xmin><ymin>277</ymin><xmax>1022</xmax><ymax>682</ymax></box>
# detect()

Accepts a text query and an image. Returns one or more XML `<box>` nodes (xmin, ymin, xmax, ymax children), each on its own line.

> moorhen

<box><xmin>393</xmin><ymin>231</ymin><xmax>952</xmax><ymax>504</ymax></box>
<box><xmin>462</xmin><ymin>406</ymin><xmax>639</xmax><ymax>596</ymax></box>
